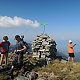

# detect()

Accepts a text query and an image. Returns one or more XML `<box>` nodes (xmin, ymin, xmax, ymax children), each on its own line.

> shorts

<box><xmin>1</xmin><ymin>52</ymin><xmax>5</xmax><ymax>54</ymax></box>
<box><xmin>1</xmin><ymin>52</ymin><xmax>8</xmax><ymax>57</ymax></box>
<box><xmin>68</xmin><ymin>53</ymin><xmax>75</xmax><ymax>57</ymax></box>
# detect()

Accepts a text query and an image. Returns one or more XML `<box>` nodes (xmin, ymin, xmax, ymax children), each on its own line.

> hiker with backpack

<box><xmin>0</xmin><ymin>36</ymin><xmax>10</xmax><ymax>67</ymax></box>
<box><xmin>14</xmin><ymin>35</ymin><xmax>28</xmax><ymax>67</ymax></box>
<box><xmin>12</xmin><ymin>35</ymin><xmax>28</xmax><ymax>68</ymax></box>
<box><xmin>9</xmin><ymin>35</ymin><xmax>28</xmax><ymax>74</ymax></box>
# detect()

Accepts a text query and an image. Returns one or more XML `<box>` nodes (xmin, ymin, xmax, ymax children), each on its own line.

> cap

<box><xmin>69</xmin><ymin>40</ymin><xmax>72</xmax><ymax>43</ymax></box>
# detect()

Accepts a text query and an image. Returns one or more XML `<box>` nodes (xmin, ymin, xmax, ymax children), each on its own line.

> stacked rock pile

<box><xmin>32</xmin><ymin>34</ymin><xmax>57</xmax><ymax>59</ymax></box>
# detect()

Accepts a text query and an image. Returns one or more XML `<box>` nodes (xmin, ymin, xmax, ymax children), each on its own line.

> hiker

<box><xmin>0</xmin><ymin>36</ymin><xmax>10</xmax><ymax>66</ymax></box>
<box><xmin>14</xmin><ymin>35</ymin><xmax>27</xmax><ymax>67</ymax></box>
<box><xmin>68</xmin><ymin>40</ymin><xmax>76</xmax><ymax>62</ymax></box>
<box><xmin>9</xmin><ymin>35</ymin><xmax>28</xmax><ymax>76</ymax></box>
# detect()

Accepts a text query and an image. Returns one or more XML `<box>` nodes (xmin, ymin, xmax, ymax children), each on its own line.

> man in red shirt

<box><xmin>0</xmin><ymin>36</ymin><xmax>10</xmax><ymax>66</ymax></box>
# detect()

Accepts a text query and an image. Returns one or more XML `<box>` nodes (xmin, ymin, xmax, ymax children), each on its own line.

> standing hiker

<box><xmin>14</xmin><ymin>35</ymin><xmax>27</xmax><ymax>68</ymax></box>
<box><xmin>0</xmin><ymin>36</ymin><xmax>10</xmax><ymax>66</ymax></box>
<box><xmin>10</xmin><ymin>35</ymin><xmax>28</xmax><ymax>74</ymax></box>
<box><xmin>12</xmin><ymin>35</ymin><xmax>27</xmax><ymax>69</ymax></box>
<box><xmin>68</xmin><ymin>40</ymin><xmax>76</xmax><ymax>62</ymax></box>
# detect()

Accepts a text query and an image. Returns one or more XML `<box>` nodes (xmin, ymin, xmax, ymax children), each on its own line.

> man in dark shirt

<box><xmin>14</xmin><ymin>35</ymin><xmax>27</xmax><ymax>67</ymax></box>
<box><xmin>9</xmin><ymin>35</ymin><xmax>27</xmax><ymax>78</ymax></box>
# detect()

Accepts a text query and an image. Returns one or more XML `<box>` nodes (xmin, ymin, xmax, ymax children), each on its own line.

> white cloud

<box><xmin>0</xmin><ymin>16</ymin><xmax>40</xmax><ymax>28</ymax></box>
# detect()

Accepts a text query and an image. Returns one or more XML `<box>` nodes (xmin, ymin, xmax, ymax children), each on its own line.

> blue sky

<box><xmin>0</xmin><ymin>0</ymin><xmax>80</xmax><ymax>44</ymax></box>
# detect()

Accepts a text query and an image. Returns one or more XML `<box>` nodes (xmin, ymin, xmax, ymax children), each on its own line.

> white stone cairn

<box><xmin>32</xmin><ymin>34</ymin><xmax>57</xmax><ymax>59</ymax></box>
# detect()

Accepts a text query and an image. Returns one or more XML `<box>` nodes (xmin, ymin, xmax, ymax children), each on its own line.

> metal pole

<box><xmin>43</xmin><ymin>25</ymin><xmax>45</xmax><ymax>34</ymax></box>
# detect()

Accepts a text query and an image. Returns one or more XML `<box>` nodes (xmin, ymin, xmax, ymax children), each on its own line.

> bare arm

<box><xmin>17</xmin><ymin>45</ymin><xmax>27</xmax><ymax>52</ymax></box>
<box><xmin>73</xmin><ymin>44</ymin><xmax>76</xmax><ymax>47</ymax></box>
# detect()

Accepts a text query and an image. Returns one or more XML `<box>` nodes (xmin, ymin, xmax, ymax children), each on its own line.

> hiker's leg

<box><xmin>0</xmin><ymin>54</ymin><xmax>4</xmax><ymax>65</ymax></box>
<box><xmin>9</xmin><ymin>54</ymin><xmax>18</xmax><ymax>75</ymax></box>
<box><xmin>4</xmin><ymin>53</ymin><xmax>8</xmax><ymax>65</ymax></box>
<box><xmin>18</xmin><ymin>53</ymin><xmax>23</xmax><ymax>68</ymax></box>
<box><xmin>72</xmin><ymin>57</ymin><xmax>74</xmax><ymax>62</ymax></box>
<box><xmin>12</xmin><ymin>54</ymin><xmax>18</xmax><ymax>67</ymax></box>
<box><xmin>68</xmin><ymin>57</ymin><xmax>70</xmax><ymax>62</ymax></box>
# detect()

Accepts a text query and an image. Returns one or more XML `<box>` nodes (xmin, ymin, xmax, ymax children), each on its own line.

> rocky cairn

<box><xmin>32</xmin><ymin>34</ymin><xmax>57</xmax><ymax>59</ymax></box>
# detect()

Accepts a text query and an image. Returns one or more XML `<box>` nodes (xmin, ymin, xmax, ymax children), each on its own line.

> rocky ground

<box><xmin>0</xmin><ymin>53</ymin><xmax>80</xmax><ymax>80</ymax></box>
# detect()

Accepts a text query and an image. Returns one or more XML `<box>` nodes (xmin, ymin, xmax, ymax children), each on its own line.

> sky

<box><xmin>0</xmin><ymin>0</ymin><xmax>80</xmax><ymax>44</ymax></box>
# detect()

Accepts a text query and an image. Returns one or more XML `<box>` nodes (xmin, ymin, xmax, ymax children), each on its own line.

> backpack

<box><xmin>22</xmin><ymin>41</ymin><xmax>29</xmax><ymax>53</ymax></box>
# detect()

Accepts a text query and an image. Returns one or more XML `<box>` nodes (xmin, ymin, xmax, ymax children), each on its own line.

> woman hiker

<box><xmin>0</xmin><ymin>36</ymin><xmax>10</xmax><ymax>68</ymax></box>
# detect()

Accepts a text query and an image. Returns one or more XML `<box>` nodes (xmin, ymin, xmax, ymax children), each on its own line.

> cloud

<box><xmin>0</xmin><ymin>16</ymin><xmax>40</xmax><ymax>28</ymax></box>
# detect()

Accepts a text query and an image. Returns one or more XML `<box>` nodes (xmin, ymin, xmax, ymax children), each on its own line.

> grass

<box><xmin>33</xmin><ymin>60</ymin><xmax>80</xmax><ymax>80</ymax></box>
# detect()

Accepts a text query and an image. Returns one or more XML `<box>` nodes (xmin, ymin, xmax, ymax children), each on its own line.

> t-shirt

<box><xmin>68</xmin><ymin>43</ymin><xmax>74</xmax><ymax>53</ymax></box>
<box><xmin>0</xmin><ymin>41</ymin><xmax>10</xmax><ymax>53</ymax></box>
<box><xmin>16</xmin><ymin>41</ymin><xmax>25</xmax><ymax>53</ymax></box>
